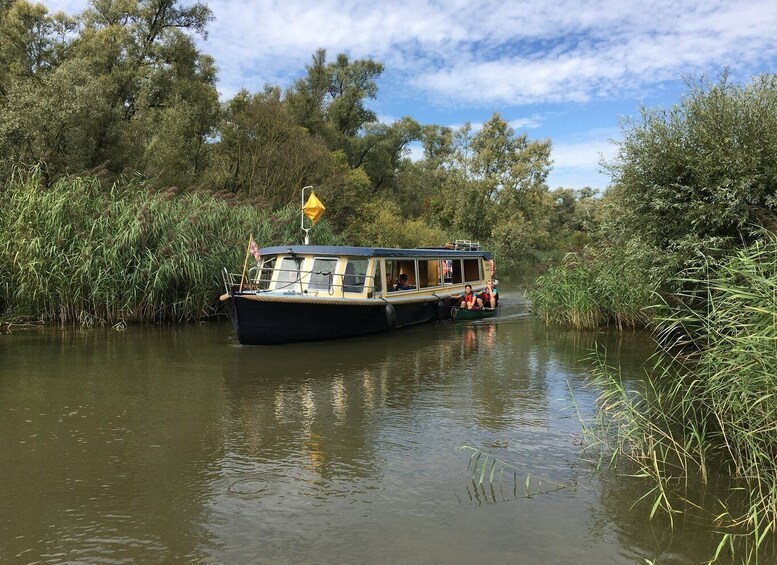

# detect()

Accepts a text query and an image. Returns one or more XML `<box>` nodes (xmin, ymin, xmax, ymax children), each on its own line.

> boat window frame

<box><xmin>308</xmin><ymin>256</ymin><xmax>340</xmax><ymax>293</ymax></box>
<box><xmin>371</xmin><ymin>259</ymin><xmax>383</xmax><ymax>297</ymax></box>
<box><xmin>449</xmin><ymin>259</ymin><xmax>464</xmax><ymax>284</ymax></box>
<box><xmin>342</xmin><ymin>257</ymin><xmax>370</xmax><ymax>295</ymax></box>
<box><xmin>384</xmin><ymin>258</ymin><xmax>418</xmax><ymax>292</ymax></box>
<box><xmin>273</xmin><ymin>256</ymin><xmax>302</xmax><ymax>291</ymax></box>
<box><xmin>418</xmin><ymin>258</ymin><xmax>443</xmax><ymax>289</ymax></box>
<box><xmin>462</xmin><ymin>258</ymin><xmax>482</xmax><ymax>283</ymax></box>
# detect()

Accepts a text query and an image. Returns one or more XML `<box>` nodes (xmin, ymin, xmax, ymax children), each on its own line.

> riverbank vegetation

<box><xmin>0</xmin><ymin>0</ymin><xmax>594</xmax><ymax>323</ymax></box>
<box><xmin>531</xmin><ymin>74</ymin><xmax>777</xmax><ymax>561</ymax></box>
<box><xmin>0</xmin><ymin>169</ymin><xmax>341</xmax><ymax>324</ymax></box>
<box><xmin>588</xmin><ymin>236</ymin><xmax>777</xmax><ymax>560</ymax></box>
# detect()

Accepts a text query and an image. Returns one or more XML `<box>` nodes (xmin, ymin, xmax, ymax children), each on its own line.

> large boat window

<box><xmin>308</xmin><ymin>257</ymin><xmax>338</xmax><ymax>292</ymax></box>
<box><xmin>463</xmin><ymin>258</ymin><xmax>481</xmax><ymax>282</ymax></box>
<box><xmin>275</xmin><ymin>257</ymin><xmax>301</xmax><ymax>290</ymax></box>
<box><xmin>343</xmin><ymin>258</ymin><xmax>369</xmax><ymax>293</ymax></box>
<box><xmin>419</xmin><ymin>259</ymin><xmax>442</xmax><ymax>289</ymax></box>
<box><xmin>385</xmin><ymin>259</ymin><xmax>417</xmax><ymax>291</ymax></box>
<box><xmin>448</xmin><ymin>259</ymin><xmax>463</xmax><ymax>284</ymax></box>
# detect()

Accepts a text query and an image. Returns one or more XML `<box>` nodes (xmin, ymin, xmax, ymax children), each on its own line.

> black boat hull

<box><xmin>227</xmin><ymin>295</ymin><xmax>443</xmax><ymax>345</ymax></box>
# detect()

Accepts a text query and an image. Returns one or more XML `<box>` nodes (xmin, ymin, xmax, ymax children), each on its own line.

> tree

<box><xmin>0</xmin><ymin>0</ymin><xmax>220</xmax><ymax>185</ymax></box>
<box><xmin>284</xmin><ymin>49</ymin><xmax>419</xmax><ymax>193</ymax></box>
<box><xmin>285</xmin><ymin>48</ymin><xmax>383</xmax><ymax>143</ymax></box>
<box><xmin>604</xmin><ymin>73</ymin><xmax>777</xmax><ymax>279</ymax></box>
<box><xmin>422</xmin><ymin>113</ymin><xmax>553</xmax><ymax>264</ymax></box>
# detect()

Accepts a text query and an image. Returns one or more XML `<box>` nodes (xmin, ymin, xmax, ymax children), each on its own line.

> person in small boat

<box><xmin>395</xmin><ymin>273</ymin><xmax>415</xmax><ymax>291</ymax></box>
<box><xmin>457</xmin><ymin>284</ymin><xmax>483</xmax><ymax>310</ymax></box>
<box><xmin>479</xmin><ymin>279</ymin><xmax>498</xmax><ymax>309</ymax></box>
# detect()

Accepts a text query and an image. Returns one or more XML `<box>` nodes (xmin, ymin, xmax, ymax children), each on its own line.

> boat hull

<box><xmin>451</xmin><ymin>306</ymin><xmax>498</xmax><ymax>321</ymax></box>
<box><xmin>226</xmin><ymin>294</ymin><xmax>443</xmax><ymax>345</ymax></box>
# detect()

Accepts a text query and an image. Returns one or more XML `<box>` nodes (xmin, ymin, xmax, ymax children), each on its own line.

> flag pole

<box><xmin>301</xmin><ymin>185</ymin><xmax>313</xmax><ymax>244</ymax></box>
<box><xmin>239</xmin><ymin>234</ymin><xmax>253</xmax><ymax>292</ymax></box>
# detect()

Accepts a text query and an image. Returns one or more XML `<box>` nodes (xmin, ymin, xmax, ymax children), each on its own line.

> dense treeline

<box><xmin>0</xmin><ymin>0</ymin><xmax>595</xmax><ymax>258</ymax></box>
<box><xmin>531</xmin><ymin>75</ymin><xmax>777</xmax><ymax>560</ymax></box>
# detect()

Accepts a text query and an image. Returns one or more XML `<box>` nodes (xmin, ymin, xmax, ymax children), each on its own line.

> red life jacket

<box><xmin>463</xmin><ymin>293</ymin><xmax>476</xmax><ymax>304</ymax></box>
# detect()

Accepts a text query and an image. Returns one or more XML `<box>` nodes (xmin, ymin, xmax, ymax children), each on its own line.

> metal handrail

<box><xmin>224</xmin><ymin>267</ymin><xmax>378</xmax><ymax>297</ymax></box>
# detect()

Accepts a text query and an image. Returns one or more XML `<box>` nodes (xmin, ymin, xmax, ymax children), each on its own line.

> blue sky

<box><xmin>45</xmin><ymin>0</ymin><xmax>777</xmax><ymax>190</ymax></box>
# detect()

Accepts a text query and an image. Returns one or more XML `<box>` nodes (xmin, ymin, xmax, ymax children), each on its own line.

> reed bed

<box><xmin>0</xmin><ymin>170</ymin><xmax>339</xmax><ymax>324</ymax></box>
<box><xmin>529</xmin><ymin>251</ymin><xmax>654</xmax><ymax>330</ymax></box>
<box><xmin>586</xmin><ymin>234</ymin><xmax>777</xmax><ymax>562</ymax></box>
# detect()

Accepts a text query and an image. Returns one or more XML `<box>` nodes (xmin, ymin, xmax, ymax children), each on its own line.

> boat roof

<box><xmin>260</xmin><ymin>245</ymin><xmax>492</xmax><ymax>260</ymax></box>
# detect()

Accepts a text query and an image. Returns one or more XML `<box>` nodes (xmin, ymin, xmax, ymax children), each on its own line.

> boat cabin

<box><xmin>243</xmin><ymin>245</ymin><xmax>490</xmax><ymax>299</ymax></box>
<box><xmin>221</xmin><ymin>244</ymin><xmax>494</xmax><ymax>344</ymax></box>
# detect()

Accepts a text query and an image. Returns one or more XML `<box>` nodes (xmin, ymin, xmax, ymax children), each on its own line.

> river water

<box><xmin>1</xmin><ymin>288</ymin><xmax>727</xmax><ymax>563</ymax></box>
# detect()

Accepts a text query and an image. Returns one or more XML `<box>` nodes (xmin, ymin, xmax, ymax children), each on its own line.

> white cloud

<box><xmin>42</xmin><ymin>0</ymin><xmax>777</xmax><ymax>105</ymax></box>
<box><xmin>547</xmin><ymin>128</ymin><xmax>620</xmax><ymax>190</ymax></box>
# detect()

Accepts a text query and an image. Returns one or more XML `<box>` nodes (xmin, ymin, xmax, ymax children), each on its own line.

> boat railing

<box><xmin>453</xmin><ymin>239</ymin><xmax>480</xmax><ymax>250</ymax></box>
<box><xmin>223</xmin><ymin>266</ymin><xmax>379</xmax><ymax>298</ymax></box>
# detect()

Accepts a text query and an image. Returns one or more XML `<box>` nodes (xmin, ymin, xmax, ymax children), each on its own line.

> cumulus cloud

<box><xmin>40</xmin><ymin>0</ymin><xmax>776</xmax><ymax>190</ymax></box>
<box><xmin>44</xmin><ymin>0</ymin><xmax>777</xmax><ymax>105</ymax></box>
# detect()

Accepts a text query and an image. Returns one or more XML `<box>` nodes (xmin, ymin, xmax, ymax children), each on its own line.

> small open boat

<box><xmin>451</xmin><ymin>306</ymin><xmax>498</xmax><ymax>321</ymax></box>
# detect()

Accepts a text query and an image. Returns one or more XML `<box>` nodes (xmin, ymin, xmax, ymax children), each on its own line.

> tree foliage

<box><xmin>0</xmin><ymin>0</ymin><xmax>218</xmax><ymax>185</ymax></box>
<box><xmin>605</xmin><ymin>73</ymin><xmax>777</xmax><ymax>278</ymax></box>
<box><xmin>0</xmin><ymin>1</ymin><xmax>591</xmax><ymax>271</ymax></box>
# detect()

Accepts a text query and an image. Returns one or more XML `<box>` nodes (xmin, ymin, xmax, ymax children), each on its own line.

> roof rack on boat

<box><xmin>451</xmin><ymin>239</ymin><xmax>480</xmax><ymax>251</ymax></box>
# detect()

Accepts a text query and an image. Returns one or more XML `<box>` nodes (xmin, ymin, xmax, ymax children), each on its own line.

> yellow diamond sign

<box><xmin>303</xmin><ymin>191</ymin><xmax>326</xmax><ymax>225</ymax></box>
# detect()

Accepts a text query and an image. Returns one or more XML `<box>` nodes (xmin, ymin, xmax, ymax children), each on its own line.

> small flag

<box><xmin>249</xmin><ymin>236</ymin><xmax>261</xmax><ymax>263</ymax></box>
<box><xmin>303</xmin><ymin>191</ymin><xmax>326</xmax><ymax>225</ymax></box>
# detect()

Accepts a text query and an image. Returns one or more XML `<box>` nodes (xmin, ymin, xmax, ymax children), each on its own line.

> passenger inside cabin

<box><xmin>457</xmin><ymin>284</ymin><xmax>483</xmax><ymax>310</ymax></box>
<box><xmin>395</xmin><ymin>273</ymin><xmax>415</xmax><ymax>291</ymax></box>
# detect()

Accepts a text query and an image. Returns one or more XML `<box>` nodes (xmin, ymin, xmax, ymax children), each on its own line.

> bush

<box><xmin>529</xmin><ymin>244</ymin><xmax>655</xmax><ymax>329</ymax></box>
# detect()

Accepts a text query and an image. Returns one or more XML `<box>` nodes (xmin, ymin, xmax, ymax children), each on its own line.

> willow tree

<box><xmin>604</xmin><ymin>73</ymin><xmax>777</xmax><ymax>281</ymax></box>
<box><xmin>0</xmin><ymin>0</ymin><xmax>220</xmax><ymax>186</ymax></box>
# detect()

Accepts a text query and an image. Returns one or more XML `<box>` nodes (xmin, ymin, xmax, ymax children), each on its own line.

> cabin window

<box><xmin>276</xmin><ymin>257</ymin><xmax>301</xmax><ymax>290</ymax></box>
<box><xmin>254</xmin><ymin>257</ymin><xmax>275</xmax><ymax>290</ymax></box>
<box><xmin>308</xmin><ymin>257</ymin><xmax>338</xmax><ymax>292</ymax></box>
<box><xmin>463</xmin><ymin>258</ymin><xmax>481</xmax><ymax>282</ymax></box>
<box><xmin>443</xmin><ymin>259</ymin><xmax>454</xmax><ymax>283</ymax></box>
<box><xmin>343</xmin><ymin>258</ymin><xmax>369</xmax><ymax>293</ymax></box>
<box><xmin>449</xmin><ymin>259</ymin><xmax>464</xmax><ymax>284</ymax></box>
<box><xmin>385</xmin><ymin>259</ymin><xmax>417</xmax><ymax>291</ymax></box>
<box><xmin>419</xmin><ymin>259</ymin><xmax>442</xmax><ymax>288</ymax></box>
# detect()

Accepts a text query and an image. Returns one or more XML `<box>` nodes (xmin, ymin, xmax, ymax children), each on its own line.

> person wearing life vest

<box><xmin>480</xmin><ymin>279</ymin><xmax>498</xmax><ymax>309</ymax></box>
<box><xmin>458</xmin><ymin>284</ymin><xmax>483</xmax><ymax>310</ymax></box>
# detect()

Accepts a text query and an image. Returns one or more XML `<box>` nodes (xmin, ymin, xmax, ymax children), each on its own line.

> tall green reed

<box><xmin>586</xmin><ymin>234</ymin><xmax>777</xmax><ymax>562</ymax></box>
<box><xmin>0</xmin><ymin>169</ymin><xmax>340</xmax><ymax>324</ymax></box>
<box><xmin>529</xmin><ymin>250</ymin><xmax>655</xmax><ymax>330</ymax></box>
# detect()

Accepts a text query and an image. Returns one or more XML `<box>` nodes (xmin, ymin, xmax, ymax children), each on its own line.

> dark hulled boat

<box><xmin>220</xmin><ymin>245</ymin><xmax>493</xmax><ymax>345</ymax></box>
